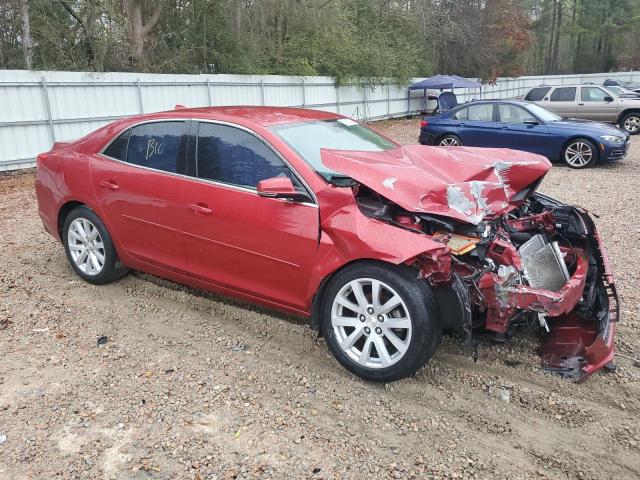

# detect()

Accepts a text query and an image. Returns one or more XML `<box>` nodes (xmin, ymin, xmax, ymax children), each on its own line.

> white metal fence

<box><xmin>1</xmin><ymin>69</ymin><xmax>638</xmax><ymax>171</ymax></box>
<box><xmin>0</xmin><ymin>70</ymin><xmax>423</xmax><ymax>171</ymax></box>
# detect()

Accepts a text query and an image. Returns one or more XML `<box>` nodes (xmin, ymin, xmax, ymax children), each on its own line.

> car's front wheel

<box><xmin>562</xmin><ymin>139</ymin><xmax>597</xmax><ymax>169</ymax></box>
<box><xmin>438</xmin><ymin>134</ymin><xmax>462</xmax><ymax>146</ymax></box>
<box><xmin>320</xmin><ymin>262</ymin><xmax>441</xmax><ymax>382</ymax></box>
<box><xmin>620</xmin><ymin>112</ymin><xmax>640</xmax><ymax>135</ymax></box>
<box><xmin>62</xmin><ymin>205</ymin><xmax>128</xmax><ymax>285</ymax></box>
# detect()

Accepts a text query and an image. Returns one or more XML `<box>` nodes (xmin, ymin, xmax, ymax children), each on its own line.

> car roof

<box><xmin>452</xmin><ymin>99</ymin><xmax>531</xmax><ymax>108</ymax></box>
<box><xmin>528</xmin><ymin>84</ymin><xmax>605</xmax><ymax>89</ymax></box>
<box><xmin>154</xmin><ymin>106</ymin><xmax>343</xmax><ymax>127</ymax></box>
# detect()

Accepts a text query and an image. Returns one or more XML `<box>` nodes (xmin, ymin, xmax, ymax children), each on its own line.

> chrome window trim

<box><xmin>98</xmin><ymin>117</ymin><xmax>318</xmax><ymax>208</ymax></box>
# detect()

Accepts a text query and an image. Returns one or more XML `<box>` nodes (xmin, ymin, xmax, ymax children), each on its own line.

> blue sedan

<box><xmin>419</xmin><ymin>100</ymin><xmax>631</xmax><ymax>168</ymax></box>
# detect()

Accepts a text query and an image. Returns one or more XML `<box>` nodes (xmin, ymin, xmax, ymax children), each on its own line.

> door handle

<box><xmin>578</xmin><ymin>103</ymin><xmax>584</xmax><ymax>106</ymax></box>
<box><xmin>99</xmin><ymin>180</ymin><xmax>120</xmax><ymax>191</ymax></box>
<box><xmin>188</xmin><ymin>203</ymin><xmax>213</xmax><ymax>215</ymax></box>
<box><xmin>457</xmin><ymin>123</ymin><xmax>466</xmax><ymax>127</ymax></box>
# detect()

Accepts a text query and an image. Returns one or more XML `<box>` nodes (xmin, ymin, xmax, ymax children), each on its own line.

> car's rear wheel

<box><xmin>62</xmin><ymin>206</ymin><xmax>128</xmax><ymax>285</ymax></box>
<box><xmin>562</xmin><ymin>139</ymin><xmax>597</xmax><ymax>169</ymax></box>
<box><xmin>320</xmin><ymin>262</ymin><xmax>441</xmax><ymax>382</ymax></box>
<box><xmin>620</xmin><ymin>112</ymin><xmax>640</xmax><ymax>135</ymax></box>
<box><xmin>438</xmin><ymin>134</ymin><xmax>462</xmax><ymax>146</ymax></box>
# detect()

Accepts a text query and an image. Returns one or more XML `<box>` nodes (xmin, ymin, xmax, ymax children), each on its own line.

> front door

<box><xmin>496</xmin><ymin>103</ymin><xmax>551</xmax><ymax>156</ymax></box>
<box><xmin>181</xmin><ymin>121</ymin><xmax>319</xmax><ymax>310</ymax></box>
<box><xmin>577</xmin><ymin>86</ymin><xmax>618</xmax><ymax>121</ymax></box>
<box><xmin>91</xmin><ymin>121</ymin><xmax>189</xmax><ymax>274</ymax></box>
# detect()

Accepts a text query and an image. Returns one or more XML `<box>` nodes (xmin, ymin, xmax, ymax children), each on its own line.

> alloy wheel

<box><xmin>564</xmin><ymin>141</ymin><xmax>593</xmax><ymax>168</ymax></box>
<box><xmin>331</xmin><ymin>278</ymin><xmax>412</xmax><ymax>369</ymax></box>
<box><xmin>67</xmin><ymin>218</ymin><xmax>106</xmax><ymax>276</ymax></box>
<box><xmin>439</xmin><ymin>137</ymin><xmax>460</xmax><ymax>146</ymax></box>
<box><xmin>624</xmin><ymin>115</ymin><xmax>640</xmax><ymax>133</ymax></box>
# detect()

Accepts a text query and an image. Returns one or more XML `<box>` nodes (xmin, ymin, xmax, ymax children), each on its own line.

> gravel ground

<box><xmin>1</xmin><ymin>119</ymin><xmax>639</xmax><ymax>480</ymax></box>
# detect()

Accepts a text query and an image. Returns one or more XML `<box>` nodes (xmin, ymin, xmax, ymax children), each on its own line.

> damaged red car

<box><xmin>35</xmin><ymin>107</ymin><xmax>618</xmax><ymax>382</ymax></box>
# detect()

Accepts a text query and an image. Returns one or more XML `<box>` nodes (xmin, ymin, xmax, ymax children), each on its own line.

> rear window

<box><xmin>453</xmin><ymin>108</ymin><xmax>468</xmax><ymax>120</ymax></box>
<box><xmin>467</xmin><ymin>104</ymin><xmax>494</xmax><ymax>121</ymax></box>
<box><xmin>126</xmin><ymin>122</ymin><xmax>185</xmax><ymax>173</ymax></box>
<box><xmin>103</xmin><ymin>130</ymin><xmax>130</xmax><ymax>161</ymax></box>
<box><xmin>550</xmin><ymin>87</ymin><xmax>576</xmax><ymax>102</ymax></box>
<box><xmin>524</xmin><ymin>87</ymin><xmax>550</xmax><ymax>101</ymax></box>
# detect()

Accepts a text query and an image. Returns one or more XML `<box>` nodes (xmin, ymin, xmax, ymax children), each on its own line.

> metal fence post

<box><xmin>301</xmin><ymin>78</ymin><xmax>306</xmax><ymax>107</ymax></box>
<box><xmin>387</xmin><ymin>80</ymin><xmax>391</xmax><ymax>118</ymax></box>
<box><xmin>362</xmin><ymin>83</ymin><xmax>367</xmax><ymax>121</ymax></box>
<box><xmin>335</xmin><ymin>81</ymin><xmax>340</xmax><ymax>114</ymax></box>
<box><xmin>206</xmin><ymin>78</ymin><xmax>212</xmax><ymax>106</ymax></box>
<box><xmin>41</xmin><ymin>76</ymin><xmax>55</xmax><ymax>143</ymax></box>
<box><xmin>136</xmin><ymin>78</ymin><xmax>144</xmax><ymax>113</ymax></box>
<box><xmin>260</xmin><ymin>79</ymin><xmax>266</xmax><ymax>106</ymax></box>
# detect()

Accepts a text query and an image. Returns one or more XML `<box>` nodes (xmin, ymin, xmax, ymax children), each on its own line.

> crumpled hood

<box><xmin>321</xmin><ymin>145</ymin><xmax>551</xmax><ymax>225</ymax></box>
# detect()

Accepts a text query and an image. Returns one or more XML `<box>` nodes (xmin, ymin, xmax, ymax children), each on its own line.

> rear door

<box><xmin>180</xmin><ymin>121</ymin><xmax>319</xmax><ymax>310</ymax></box>
<box><xmin>543</xmin><ymin>87</ymin><xmax>577</xmax><ymax>118</ymax></box>
<box><xmin>455</xmin><ymin>103</ymin><xmax>501</xmax><ymax>146</ymax></box>
<box><xmin>496</xmin><ymin>104</ymin><xmax>550</xmax><ymax>156</ymax></box>
<box><xmin>91</xmin><ymin>121</ymin><xmax>189</xmax><ymax>274</ymax></box>
<box><xmin>577</xmin><ymin>86</ymin><xmax>618</xmax><ymax>121</ymax></box>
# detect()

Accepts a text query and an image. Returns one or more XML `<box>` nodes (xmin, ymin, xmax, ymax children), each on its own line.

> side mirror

<box><xmin>604</xmin><ymin>95</ymin><xmax>614</xmax><ymax>102</ymax></box>
<box><xmin>257</xmin><ymin>177</ymin><xmax>309</xmax><ymax>202</ymax></box>
<box><xmin>523</xmin><ymin>119</ymin><xmax>539</xmax><ymax>125</ymax></box>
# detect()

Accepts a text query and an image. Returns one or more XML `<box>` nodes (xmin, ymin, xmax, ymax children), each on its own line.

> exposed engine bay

<box><xmin>354</xmin><ymin>185</ymin><xmax>619</xmax><ymax>381</ymax></box>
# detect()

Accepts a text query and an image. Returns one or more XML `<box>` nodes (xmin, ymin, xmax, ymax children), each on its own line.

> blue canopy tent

<box><xmin>408</xmin><ymin>74</ymin><xmax>482</xmax><ymax>114</ymax></box>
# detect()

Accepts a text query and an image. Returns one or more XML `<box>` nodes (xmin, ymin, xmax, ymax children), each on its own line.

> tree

<box><xmin>122</xmin><ymin>0</ymin><xmax>162</xmax><ymax>69</ymax></box>
<box><xmin>19</xmin><ymin>0</ymin><xmax>33</xmax><ymax>69</ymax></box>
<box><xmin>1</xmin><ymin>0</ymin><xmax>638</xmax><ymax>79</ymax></box>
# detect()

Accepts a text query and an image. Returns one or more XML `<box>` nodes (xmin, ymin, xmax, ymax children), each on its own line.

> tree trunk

<box><xmin>545</xmin><ymin>0</ymin><xmax>557</xmax><ymax>74</ymax></box>
<box><xmin>122</xmin><ymin>0</ymin><xmax>162</xmax><ymax>69</ymax></box>
<box><xmin>551</xmin><ymin>0</ymin><xmax>562</xmax><ymax>74</ymax></box>
<box><xmin>60</xmin><ymin>1</ymin><xmax>96</xmax><ymax>69</ymax></box>
<box><xmin>19</xmin><ymin>0</ymin><xmax>33</xmax><ymax>69</ymax></box>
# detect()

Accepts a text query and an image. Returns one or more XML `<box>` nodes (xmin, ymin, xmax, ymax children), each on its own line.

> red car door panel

<box><xmin>182</xmin><ymin>181</ymin><xmax>319</xmax><ymax>309</ymax></box>
<box><xmin>90</xmin><ymin>121</ymin><xmax>189</xmax><ymax>274</ymax></box>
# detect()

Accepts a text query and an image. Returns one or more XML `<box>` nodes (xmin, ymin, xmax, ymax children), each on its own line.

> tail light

<box><xmin>420</xmin><ymin>120</ymin><xmax>428</xmax><ymax>128</ymax></box>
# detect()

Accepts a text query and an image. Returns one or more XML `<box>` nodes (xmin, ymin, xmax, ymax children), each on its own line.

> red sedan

<box><xmin>36</xmin><ymin>106</ymin><xmax>618</xmax><ymax>382</ymax></box>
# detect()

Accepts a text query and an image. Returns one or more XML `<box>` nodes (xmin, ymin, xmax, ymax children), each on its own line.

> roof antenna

<box><xmin>174</xmin><ymin>104</ymin><xmax>187</xmax><ymax>110</ymax></box>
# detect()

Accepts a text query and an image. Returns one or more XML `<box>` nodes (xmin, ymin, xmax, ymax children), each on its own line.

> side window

<box><xmin>196</xmin><ymin>123</ymin><xmax>297</xmax><ymax>190</ymax></box>
<box><xmin>498</xmin><ymin>104</ymin><xmax>537</xmax><ymax>124</ymax></box>
<box><xmin>103</xmin><ymin>129</ymin><xmax>130</xmax><ymax>161</ymax></box>
<box><xmin>453</xmin><ymin>108</ymin><xmax>468</xmax><ymax>120</ymax></box>
<box><xmin>467</xmin><ymin>104</ymin><xmax>494</xmax><ymax>121</ymax></box>
<box><xmin>581</xmin><ymin>87</ymin><xmax>607</xmax><ymax>102</ymax></box>
<box><xmin>524</xmin><ymin>87</ymin><xmax>550</xmax><ymax>101</ymax></box>
<box><xmin>550</xmin><ymin>87</ymin><xmax>576</xmax><ymax>102</ymax></box>
<box><xmin>126</xmin><ymin>122</ymin><xmax>185</xmax><ymax>173</ymax></box>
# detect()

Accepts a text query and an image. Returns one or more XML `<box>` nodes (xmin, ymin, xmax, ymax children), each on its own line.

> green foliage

<box><xmin>1</xmin><ymin>0</ymin><xmax>638</xmax><ymax>80</ymax></box>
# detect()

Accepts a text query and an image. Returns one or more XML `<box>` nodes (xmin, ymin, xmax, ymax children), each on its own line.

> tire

<box><xmin>62</xmin><ymin>205</ymin><xmax>128</xmax><ymax>285</ymax></box>
<box><xmin>320</xmin><ymin>262</ymin><xmax>442</xmax><ymax>382</ymax></box>
<box><xmin>562</xmin><ymin>138</ymin><xmax>597</xmax><ymax>169</ymax></box>
<box><xmin>619</xmin><ymin>112</ymin><xmax>640</xmax><ymax>135</ymax></box>
<box><xmin>437</xmin><ymin>134</ymin><xmax>463</xmax><ymax>146</ymax></box>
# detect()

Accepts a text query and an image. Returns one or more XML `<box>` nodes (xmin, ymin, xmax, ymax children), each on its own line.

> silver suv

<box><xmin>523</xmin><ymin>84</ymin><xmax>640</xmax><ymax>135</ymax></box>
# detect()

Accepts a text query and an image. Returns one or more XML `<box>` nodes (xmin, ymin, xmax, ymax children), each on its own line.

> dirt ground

<box><xmin>1</xmin><ymin>119</ymin><xmax>639</xmax><ymax>480</ymax></box>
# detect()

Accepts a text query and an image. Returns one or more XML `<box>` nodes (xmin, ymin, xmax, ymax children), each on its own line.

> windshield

<box><xmin>270</xmin><ymin>119</ymin><xmax>396</xmax><ymax>180</ymax></box>
<box><xmin>526</xmin><ymin>103</ymin><xmax>562</xmax><ymax>122</ymax></box>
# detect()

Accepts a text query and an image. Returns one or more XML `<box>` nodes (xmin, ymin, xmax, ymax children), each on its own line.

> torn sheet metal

<box><xmin>320</xmin><ymin>145</ymin><xmax>551</xmax><ymax>224</ymax></box>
